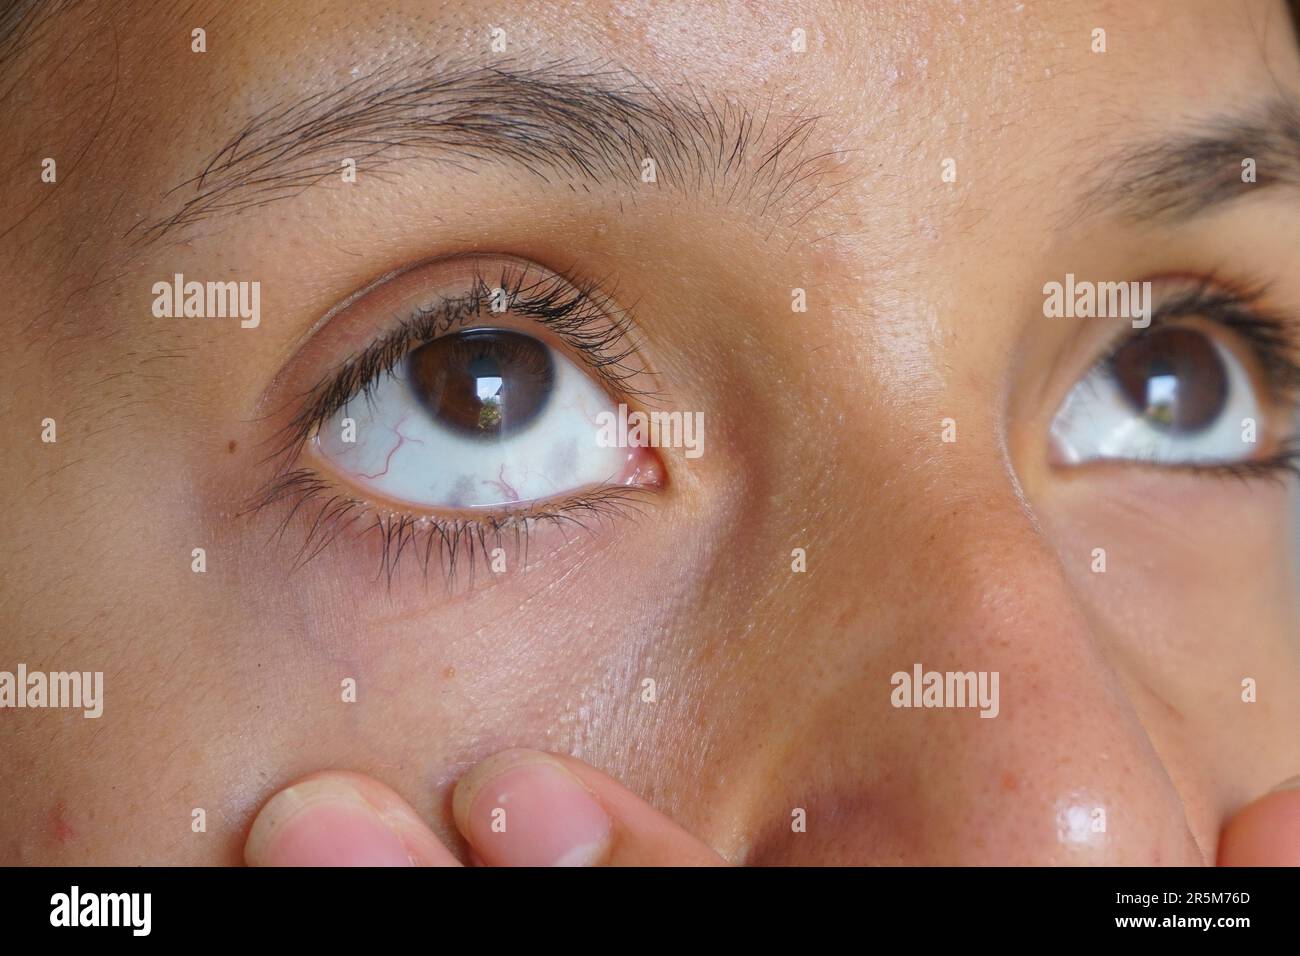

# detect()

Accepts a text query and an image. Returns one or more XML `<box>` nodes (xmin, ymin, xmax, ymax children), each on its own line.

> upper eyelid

<box><xmin>1035</xmin><ymin>273</ymin><xmax>1298</xmax><ymax>422</ymax></box>
<box><xmin>269</xmin><ymin>259</ymin><xmax>656</xmax><ymax>467</ymax></box>
<box><xmin>1105</xmin><ymin>279</ymin><xmax>1300</xmax><ymax>396</ymax></box>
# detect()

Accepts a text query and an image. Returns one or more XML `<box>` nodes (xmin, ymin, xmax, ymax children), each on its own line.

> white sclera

<box><xmin>1050</xmin><ymin>335</ymin><xmax>1260</xmax><ymax>466</ymax></box>
<box><xmin>317</xmin><ymin>341</ymin><xmax>629</xmax><ymax>508</ymax></box>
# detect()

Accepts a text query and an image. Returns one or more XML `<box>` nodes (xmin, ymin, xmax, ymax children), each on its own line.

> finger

<box><xmin>245</xmin><ymin>770</ymin><xmax>461</xmax><ymax>867</ymax></box>
<box><xmin>452</xmin><ymin>748</ymin><xmax>726</xmax><ymax>866</ymax></box>
<box><xmin>1217</xmin><ymin>777</ymin><xmax>1300</xmax><ymax>866</ymax></box>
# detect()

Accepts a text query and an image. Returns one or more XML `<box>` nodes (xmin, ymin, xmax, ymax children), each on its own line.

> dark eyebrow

<box><xmin>1069</xmin><ymin>95</ymin><xmax>1300</xmax><ymax>226</ymax></box>
<box><xmin>130</xmin><ymin>58</ymin><xmax>847</xmax><ymax>246</ymax></box>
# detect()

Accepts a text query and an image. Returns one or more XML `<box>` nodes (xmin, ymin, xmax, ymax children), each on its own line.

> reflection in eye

<box><xmin>315</xmin><ymin>327</ymin><xmax>633</xmax><ymax>509</ymax></box>
<box><xmin>1051</xmin><ymin>324</ymin><xmax>1260</xmax><ymax>467</ymax></box>
<box><xmin>408</xmin><ymin>330</ymin><xmax>554</xmax><ymax>439</ymax></box>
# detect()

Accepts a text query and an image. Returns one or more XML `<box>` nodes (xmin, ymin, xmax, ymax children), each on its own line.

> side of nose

<box><xmin>750</xmin><ymin>471</ymin><xmax>1207</xmax><ymax>865</ymax></box>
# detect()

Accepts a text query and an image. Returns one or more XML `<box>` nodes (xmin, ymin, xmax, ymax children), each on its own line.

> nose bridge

<box><xmin>761</xmin><ymin>461</ymin><xmax>1207</xmax><ymax>863</ymax></box>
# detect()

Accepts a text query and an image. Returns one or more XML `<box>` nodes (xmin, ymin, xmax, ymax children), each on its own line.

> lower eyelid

<box><xmin>245</xmin><ymin>463</ymin><xmax>661</xmax><ymax>585</ymax></box>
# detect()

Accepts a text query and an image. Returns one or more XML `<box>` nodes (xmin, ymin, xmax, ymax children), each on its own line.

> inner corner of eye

<box><xmin>308</xmin><ymin>324</ymin><xmax>658</xmax><ymax>512</ymax></box>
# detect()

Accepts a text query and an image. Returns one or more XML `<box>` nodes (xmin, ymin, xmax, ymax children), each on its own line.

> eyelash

<box><xmin>247</xmin><ymin>260</ymin><xmax>657</xmax><ymax>588</ymax></box>
<box><xmin>1100</xmin><ymin>276</ymin><xmax>1300</xmax><ymax>481</ymax></box>
<box><xmin>281</xmin><ymin>260</ymin><xmax>652</xmax><ymax>459</ymax></box>
<box><xmin>247</xmin><ymin>269</ymin><xmax>1300</xmax><ymax>585</ymax></box>
<box><xmin>252</xmin><ymin>469</ymin><xmax>653</xmax><ymax>587</ymax></box>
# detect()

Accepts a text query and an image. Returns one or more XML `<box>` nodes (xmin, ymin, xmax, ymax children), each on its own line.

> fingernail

<box><xmin>456</xmin><ymin>751</ymin><xmax>612</xmax><ymax>867</ymax></box>
<box><xmin>245</xmin><ymin>777</ymin><xmax>417</xmax><ymax>866</ymax></box>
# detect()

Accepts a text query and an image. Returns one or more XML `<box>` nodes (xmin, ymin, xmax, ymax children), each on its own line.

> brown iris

<box><xmin>407</xmin><ymin>329</ymin><xmax>554</xmax><ymax>439</ymax></box>
<box><xmin>1111</xmin><ymin>326</ymin><xmax>1228</xmax><ymax>433</ymax></box>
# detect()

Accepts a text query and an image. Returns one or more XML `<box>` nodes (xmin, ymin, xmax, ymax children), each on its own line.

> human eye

<box><xmin>252</xmin><ymin>255</ymin><xmax>663</xmax><ymax>581</ymax></box>
<box><xmin>1049</xmin><ymin>278</ymin><xmax>1300</xmax><ymax>478</ymax></box>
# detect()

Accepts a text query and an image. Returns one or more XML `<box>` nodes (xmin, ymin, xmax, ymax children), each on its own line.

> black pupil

<box><xmin>1111</xmin><ymin>326</ymin><xmax>1228</xmax><ymax>434</ymax></box>
<box><xmin>407</xmin><ymin>329</ymin><xmax>554</xmax><ymax>439</ymax></box>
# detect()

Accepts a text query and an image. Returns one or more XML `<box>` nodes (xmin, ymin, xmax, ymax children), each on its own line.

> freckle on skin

<box><xmin>444</xmin><ymin>666</ymin><xmax>456</xmax><ymax>679</ymax></box>
<box><xmin>227</xmin><ymin>440</ymin><xmax>237</xmax><ymax>453</ymax></box>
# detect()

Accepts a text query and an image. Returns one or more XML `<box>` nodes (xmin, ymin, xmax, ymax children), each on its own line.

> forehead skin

<box><xmin>1</xmin><ymin>0</ymin><xmax>1299</xmax><ymax>865</ymax></box>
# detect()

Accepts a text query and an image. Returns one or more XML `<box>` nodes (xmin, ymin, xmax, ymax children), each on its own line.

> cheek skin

<box><xmin>148</xmin><ymin>457</ymin><xmax>717</xmax><ymax>866</ymax></box>
<box><xmin>0</xmin><ymin>371</ymin><xmax>266</xmax><ymax>864</ymax></box>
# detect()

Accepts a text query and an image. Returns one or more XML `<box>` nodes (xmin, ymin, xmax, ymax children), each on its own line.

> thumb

<box><xmin>244</xmin><ymin>771</ymin><xmax>461</xmax><ymax>866</ymax></box>
<box><xmin>1217</xmin><ymin>777</ymin><xmax>1300</xmax><ymax>866</ymax></box>
<box><xmin>453</xmin><ymin>748</ymin><xmax>726</xmax><ymax>866</ymax></box>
